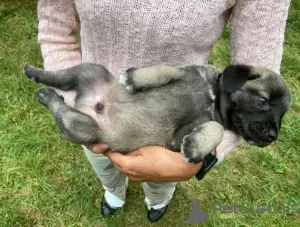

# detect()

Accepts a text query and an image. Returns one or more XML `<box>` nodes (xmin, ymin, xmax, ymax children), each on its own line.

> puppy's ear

<box><xmin>222</xmin><ymin>65</ymin><xmax>259</xmax><ymax>93</ymax></box>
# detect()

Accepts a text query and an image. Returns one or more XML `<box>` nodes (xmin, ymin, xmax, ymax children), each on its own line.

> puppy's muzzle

<box><xmin>248</xmin><ymin>123</ymin><xmax>279</xmax><ymax>147</ymax></box>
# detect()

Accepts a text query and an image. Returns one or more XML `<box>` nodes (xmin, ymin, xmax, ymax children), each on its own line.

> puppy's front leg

<box><xmin>37</xmin><ymin>88</ymin><xmax>101</xmax><ymax>144</ymax></box>
<box><xmin>181</xmin><ymin>121</ymin><xmax>224</xmax><ymax>163</ymax></box>
<box><xmin>119</xmin><ymin>64</ymin><xmax>187</xmax><ymax>93</ymax></box>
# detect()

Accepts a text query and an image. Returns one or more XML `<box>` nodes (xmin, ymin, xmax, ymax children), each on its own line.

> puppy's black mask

<box><xmin>220</xmin><ymin>65</ymin><xmax>291</xmax><ymax>147</ymax></box>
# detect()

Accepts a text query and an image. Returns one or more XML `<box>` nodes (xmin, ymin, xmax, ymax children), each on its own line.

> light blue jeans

<box><xmin>83</xmin><ymin>146</ymin><xmax>177</xmax><ymax>209</ymax></box>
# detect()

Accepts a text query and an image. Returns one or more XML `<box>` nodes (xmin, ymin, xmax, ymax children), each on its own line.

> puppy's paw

<box><xmin>24</xmin><ymin>66</ymin><xmax>43</xmax><ymax>83</ymax></box>
<box><xmin>36</xmin><ymin>88</ymin><xmax>64</xmax><ymax>107</ymax></box>
<box><xmin>181</xmin><ymin>133</ymin><xmax>206</xmax><ymax>163</ymax></box>
<box><xmin>181</xmin><ymin>121</ymin><xmax>224</xmax><ymax>163</ymax></box>
<box><xmin>119</xmin><ymin>68</ymin><xmax>137</xmax><ymax>93</ymax></box>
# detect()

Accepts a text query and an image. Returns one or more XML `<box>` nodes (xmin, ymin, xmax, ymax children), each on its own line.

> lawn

<box><xmin>0</xmin><ymin>0</ymin><xmax>299</xmax><ymax>226</ymax></box>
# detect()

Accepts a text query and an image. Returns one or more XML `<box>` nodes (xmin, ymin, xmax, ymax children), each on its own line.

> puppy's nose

<box><xmin>268</xmin><ymin>129</ymin><xmax>278</xmax><ymax>141</ymax></box>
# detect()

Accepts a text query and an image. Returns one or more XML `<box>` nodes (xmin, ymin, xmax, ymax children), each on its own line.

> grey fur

<box><xmin>24</xmin><ymin>63</ymin><xmax>291</xmax><ymax>163</ymax></box>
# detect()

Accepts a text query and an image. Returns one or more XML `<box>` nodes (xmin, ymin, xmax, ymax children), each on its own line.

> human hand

<box><xmin>102</xmin><ymin>146</ymin><xmax>216</xmax><ymax>182</ymax></box>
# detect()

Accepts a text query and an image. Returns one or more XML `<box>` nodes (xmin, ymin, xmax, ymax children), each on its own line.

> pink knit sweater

<box><xmin>37</xmin><ymin>0</ymin><xmax>290</xmax><ymax>161</ymax></box>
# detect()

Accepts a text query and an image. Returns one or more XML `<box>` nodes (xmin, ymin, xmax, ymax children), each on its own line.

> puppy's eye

<box><xmin>259</xmin><ymin>97</ymin><xmax>268</xmax><ymax>105</ymax></box>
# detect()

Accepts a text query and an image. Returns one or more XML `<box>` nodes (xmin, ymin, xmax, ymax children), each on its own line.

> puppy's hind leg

<box><xmin>24</xmin><ymin>63</ymin><xmax>113</xmax><ymax>91</ymax></box>
<box><xmin>24</xmin><ymin>66</ymin><xmax>79</xmax><ymax>91</ymax></box>
<box><xmin>181</xmin><ymin>121</ymin><xmax>224</xmax><ymax>163</ymax></box>
<box><xmin>37</xmin><ymin>88</ymin><xmax>101</xmax><ymax>144</ymax></box>
<box><xmin>119</xmin><ymin>64</ymin><xmax>187</xmax><ymax>93</ymax></box>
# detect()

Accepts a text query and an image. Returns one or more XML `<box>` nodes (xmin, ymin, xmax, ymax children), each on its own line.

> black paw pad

<box><xmin>24</xmin><ymin>66</ymin><xmax>41</xmax><ymax>83</ymax></box>
<box><xmin>119</xmin><ymin>71</ymin><xmax>136</xmax><ymax>93</ymax></box>
<box><xmin>181</xmin><ymin>135</ymin><xmax>204</xmax><ymax>163</ymax></box>
<box><xmin>36</xmin><ymin>88</ymin><xmax>62</xmax><ymax>107</ymax></box>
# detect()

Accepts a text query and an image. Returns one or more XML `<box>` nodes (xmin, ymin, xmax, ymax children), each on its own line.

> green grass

<box><xmin>0</xmin><ymin>0</ymin><xmax>299</xmax><ymax>226</ymax></box>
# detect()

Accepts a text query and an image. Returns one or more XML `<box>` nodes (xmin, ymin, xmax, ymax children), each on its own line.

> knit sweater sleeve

<box><xmin>230</xmin><ymin>0</ymin><xmax>291</xmax><ymax>73</ymax></box>
<box><xmin>38</xmin><ymin>0</ymin><xmax>81</xmax><ymax>71</ymax></box>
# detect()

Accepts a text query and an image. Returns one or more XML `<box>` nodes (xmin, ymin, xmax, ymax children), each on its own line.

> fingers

<box><xmin>211</xmin><ymin>148</ymin><xmax>217</xmax><ymax>156</ymax></box>
<box><xmin>103</xmin><ymin>151</ymin><xmax>146</xmax><ymax>181</ymax></box>
<box><xmin>104</xmin><ymin>151</ymin><xmax>134</xmax><ymax>172</ymax></box>
<box><xmin>85</xmin><ymin>143</ymin><xmax>109</xmax><ymax>153</ymax></box>
<box><xmin>104</xmin><ymin>152</ymin><xmax>124</xmax><ymax>169</ymax></box>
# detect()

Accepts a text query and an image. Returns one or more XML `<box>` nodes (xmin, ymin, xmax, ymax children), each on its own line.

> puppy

<box><xmin>24</xmin><ymin>64</ymin><xmax>291</xmax><ymax>164</ymax></box>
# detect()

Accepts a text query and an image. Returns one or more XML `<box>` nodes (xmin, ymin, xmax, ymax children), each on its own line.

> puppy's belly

<box><xmin>102</xmin><ymin>109</ymin><xmax>175</xmax><ymax>152</ymax></box>
<box><xmin>75</xmin><ymin>83</ymin><xmax>116</xmax><ymax>132</ymax></box>
<box><xmin>74</xmin><ymin>83</ymin><xmax>185</xmax><ymax>151</ymax></box>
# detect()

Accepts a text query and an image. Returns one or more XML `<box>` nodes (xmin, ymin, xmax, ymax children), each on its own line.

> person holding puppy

<box><xmin>37</xmin><ymin>0</ymin><xmax>291</xmax><ymax>222</ymax></box>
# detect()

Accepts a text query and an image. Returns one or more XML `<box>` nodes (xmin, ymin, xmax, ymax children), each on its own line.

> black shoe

<box><xmin>147</xmin><ymin>205</ymin><xmax>168</xmax><ymax>222</ymax></box>
<box><xmin>100</xmin><ymin>195</ymin><xmax>118</xmax><ymax>216</ymax></box>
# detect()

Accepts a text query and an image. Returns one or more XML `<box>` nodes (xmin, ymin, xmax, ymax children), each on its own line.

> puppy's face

<box><xmin>222</xmin><ymin>65</ymin><xmax>291</xmax><ymax>147</ymax></box>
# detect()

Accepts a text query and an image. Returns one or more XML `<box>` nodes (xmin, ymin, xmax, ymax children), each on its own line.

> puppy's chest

<box><xmin>192</xmin><ymin>90</ymin><xmax>218</xmax><ymax>123</ymax></box>
<box><xmin>181</xmin><ymin>77</ymin><xmax>218</xmax><ymax>118</ymax></box>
